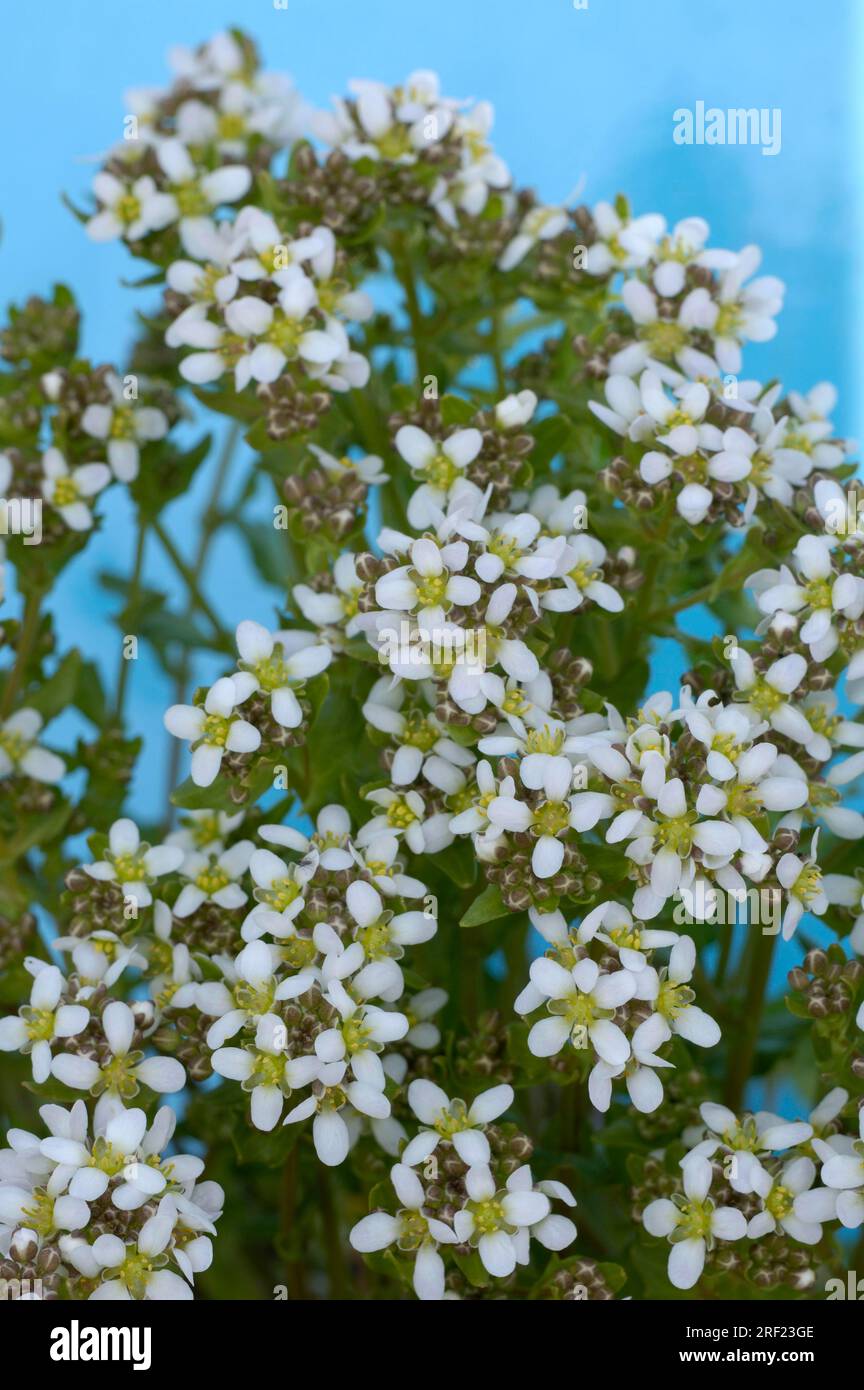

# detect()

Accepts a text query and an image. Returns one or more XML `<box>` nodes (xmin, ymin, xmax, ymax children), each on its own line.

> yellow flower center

<box><xmin>111</xmin><ymin>850</ymin><xmax>149</xmax><ymax>883</ymax></box>
<box><xmin>195</xmin><ymin>864</ymin><xmax>231</xmax><ymax>895</ymax></box>
<box><xmin>525</xmin><ymin>727</ymin><xmax>565</xmax><ymax>755</ymax></box>
<box><xmin>115</xmin><ymin>193</ymin><xmax>142</xmax><ymax>225</ymax></box>
<box><xmin>385</xmin><ymin>796</ymin><xmax>417</xmax><ymax>830</ymax></box>
<box><xmin>792</xmin><ymin>863</ymin><xmax>823</xmax><ymax>906</ymax></box>
<box><xmin>174</xmin><ymin>182</ymin><xmax>209</xmax><ymax>217</ymax></box>
<box><xmin>200</xmin><ymin>713</ymin><xmax>231</xmax><ymax>747</ymax></box>
<box><xmin>412</xmin><ymin>570</ymin><xmax>449</xmax><ymax>608</ymax></box>
<box><xmin>52</xmin><ymin>476</ymin><xmax>80</xmax><ymax>507</ymax></box>
<box><xmin>217</xmin><ymin>112</ymin><xmax>247</xmax><ymax>142</ymax></box>
<box><xmin>257</xmin><ymin>876</ymin><xmax>300</xmax><ymax>913</ymax></box>
<box><xmin>532</xmin><ymin>799</ymin><xmax>571</xmax><ymax>837</ymax></box>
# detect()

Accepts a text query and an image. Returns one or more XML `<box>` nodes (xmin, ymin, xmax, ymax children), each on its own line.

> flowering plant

<box><xmin>1</xmin><ymin>27</ymin><xmax>862</xmax><ymax>1303</ymax></box>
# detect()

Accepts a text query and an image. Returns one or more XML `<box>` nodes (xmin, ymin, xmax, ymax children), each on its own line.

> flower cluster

<box><xmin>0</xmin><ymin>1100</ymin><xmax>221</xmax><ymax>1300</ymax></box>
<box><xmin>637</xmin><ymin>1091</ymin><xmax>863</xmax><ymax>1292</ymax></box>
<box><xmin>515</xmin><ymin>902</ymin><xmax>719</xmax><ymax>1111</ymax></box>
<box><xmin>2</xmin><ymin>25</ymin><xmax>863</xmax><ymax>1304</ymax></box>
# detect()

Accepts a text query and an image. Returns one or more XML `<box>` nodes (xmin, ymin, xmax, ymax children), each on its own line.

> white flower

<box><xmin>636</xmin><ymin>938</ymin><xmax>722</xmax><ymax>1049</ymax></box>
<box><xmin>402</xmin><ymin>988</ymin><xmax>448</xmax><ymax>1049</ymax></box>
<box><xmin>83</xmin><ymin>817</ymin><xmax>183</xmax><ymax>907</ymax></box>
<box><xmin>429</xmin><ymin>101</ymin><xmax>511</xmax><ymax>227</ymax></box>
<box><xmin>730</xmin><ymin>650</ymin><xmax>812</xmax><ymax>745</ymax></box>
<box><xmin>173</xmin><ymin>839</ymin><xmax>254</xmax><ymax>918</ymax></box>
<box><xmin>315</xmin><ymin>979</ymin><xmax>408</xmax><ymax>1088</ymax></box>
<box><xmin>401</xmin><ymin>1080</ymin><xmax>514</xmax><ymax>1166</ymax></box>
<box><xmin>212</xmin><ymin>1013</ymin><xmax>320</xmax><ymax>1132</ymax></box>
<box><xmin>166</xmin><ymin>217</ymin><xmax>247</xmax><ymax>308</ymax></box>
<box><xmin>498</xmin><ymin>205</ymin><xmax>568</xmax><ymax>272</ymax></box>
<box><xmin>575</xmin><ymin>899</ymin><xmax>679</xmax><ymax>971</ymax></box>
<box><xmin>349</xmin><ymin>832</ymin><xmax>428</xmax><ymax>899</ymax></box>
<box><xmin>746</xmin><ymin>1156</ymin><xmax>823</xmax><ymax>1244</ymax></box>
<box><xmin>340</xmin><ymin>878</ymin><xmax>435</xmax><ymax>970</ymax></box>
<box><xmin>0</xmin><ymin>1106</ymin><xmax>93</xmax><ymax>1240</ymax></box>
<box><xmin>233</xmin><ymin>620</ymin><xmax>331</xmax><ymax>727</ymax></box>
<box><xmin>40</xmin><ymin>448</ymin><xmax>110</xmax><ymax>530</ymax></box>
<box><xmin>824</xmin><ymin>872</ymin><xmax>864</xmax><ymax>950</ymax></box>
<box><xmin>282</xmin><ymin>1059</ymin><xmax>391</xmax><ymax>1166</ymax></box>
<box><xmin>349</xmin><ymin>1162</ymin><xmax>458</xmax><ymax>1300</ymax></box>
<box><xmin>51</xmin><ymin>1000</ymin><xmax>186</xmax><ymax>1099</ymax></box>
<box><xmin>713</xmin><ymin>407</ymin><xmax>811</xmax><ymax>516</ymax></box>
<box><xmin>51</xmin><ymin>930</ymin><xmax>145</xmax><ymax>994</ymax></box>
<box><xmin>487</xmin><ymin>753</ymin><xmax>580</xmax><ymax>879</ymax></box>
<box><xmin>650</xmin><ymin>217</ymin><xmax>736</xmax><ymax>297</ymax></box>
<box><xmin>494</xmin><ymin>390</ymin><xmax>537</xmax><ymax>429</ymax></box>
<box><xmin>584</xmin><ymin>201</ymin><xmax>665</xmax><ymax>276</ymax></box>
<box><xmin>588</xmin><ymin>1012</ymin><xmax>674</xmax><ymax>1114</ymax></box>
<box><xmin>199</xmin><ymin>938</ymin><xmax>314</xmax><ymax>1047</ymax></box>
<box><xmin>164</xmin><ymin>676</ymin><xmax>261</xmax><ymax>787</ymax></box>
<box><xmin>89</xmin><ymin>1196</ymin><xmax>191</xmax><ymax>1300</ymax></box>
<box><xmin>80</xmin><ymin>372</ymin><xmax>169</xmax><ymax>482</ymax></box>
<box><xmin>155</xmin><ymin>138</ymin><xmax>251</xmax><ymax>228</ymax></box>
<box><xmin>240</xmin><ymin>848</ymin><xmax>312</xmax><ymax>941</ymax></box>
<box><xmin>293</xmin><ymin>552</ymin><xmax>365</xmax><ymax>640</ymax></box>
<box><xmin>360</xmin><ymin>787</ymin><xmax>435</xmax><ymax>857</ymax></box>
<box><xmin>0</xmin><ymin>709</ymin><xmax>65</xmax><ymax>784</ymax></box>
<box><xmin>40</xmin><ymin>1102</ymin><xmax>201</xmax><ymax>1212</ymax></box>
<box><xmin>308</xmin><ymin>442</ymin><xmax>387</xmax><ymax>486</ymax></box>
<box><xmin>700</xmin><ymin>245</ymin><xmax>785</xmax><ymax>374</ymax></box>
<box><xmin>231</xmin><ymin>207</ymin><xmax>325</xmax><ymax>282</ymax></box>
<box><xmin>816</xmin><ymin>1109</ymin><xmax>864</xmax><ymax>1228</ymax></box>
<box><xmin>525</xmin><ymin>955</ymin><xmax>636</xmax><ymax>1064</ymax></box>
<box><xmin>0</xmin><ymin>966</ymin><xmax>89</xmax><ymax>1083</ymax></box>
<box><xmin>395</xmin><ymin>426</ymin><xmax>483</xmax><ymax>518</ymax></box>
<box><xmin>453</xmin><ymin>1163</ymin><xmax>550</xmax><ymax>1276</ymax></box>
<box><xmin>686</xmin><ymin>1101</ymin><xmax>813</xmax><ymax>1193</ymax></box>
<box><xmin>85</xmin><ymin>172</ymin><xmax>176</xmax><ymax>243</ymax></box>
<box><xmin>260</xmin><ymin>803</ymin><xmax>354</xmax><ymax>870</ymax></box>
<box><xmin>505</xmin><ymin>1164</ymin><xmax>577</xmax><ymax>1261</ymax></box>
<box><xmin>315</xmin><ymin>71</ymin><xmax>453</xmax><ymax>165</ymax></box>
<box><xmin>614</xmin><ymin>284</ymin><xmax>715</xmax><ymax>378</ymax></box>
<box><xmin>544</xmin><ymin>533</ymin><xmax>624</xmax><ymax>614</ymax></box>
<box><xmin>749</xmin><ymin>536</ymin><xmax>864</xmax><ymax>663</ymax></box>
<box><xmin>362</xmin><ymin>678</ymin><xmax>474</xmax><ymax>788</ymax></box>
<box><xmin>776</xmin><ymin>834</ymin><xmax>827</xmax><ymax>939</ymax></box>
<box><xmin>642</xmin><ymin>1153</ymin><xmax>747</xmax><ymax>1290</ymax></box>
<box><xmin>166</xmin><ymin>809</ymin><xmax>246</xmax><ymax>855</ymax></box>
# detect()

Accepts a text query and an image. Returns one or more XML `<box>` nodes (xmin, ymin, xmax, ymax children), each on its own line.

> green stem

<box><xmin>162</xmin><ymin>422</ymin><xmax>241</xmax><ymax>821</ymax></box>
<box><xmin>724</xmin><ymin>927</ymin><xmax>777</xmax><ymax>1110</ymax></box>
<box><xmin>489</xmin><ymin>308</ymin><xmax>507</xmax><ymax>395</ymax></box>
<box><xmin>1</xmin><ymin>587</ymin><xmax>44</xmax><ymax>719</ymax></box>
<box><xmin>279</xmin><ymin>1147</ymin><xmax>305</xmax><ymax>1300</ymax></box>
<box><xmin>392</xmin><ymin>235</ymin><xmax>429</xmax><ymax>382</ymax></box>
<box><xmin>647</xmin><ymin>582</ymin><xmax>715</xmax><ymax>625</ymax></box>
<box><xmin>714</xmin><ymin>925</ymin><xmax>733</xmax><ymax>988</ymax></box>
<box><xmin>113</xmin><ymin>519</ymin><xmax>148</xmax><ymax>722</ymax></box>
<box><xmin>152</xmin><ymin>520</ymin><xmax>229</xmax><ymax>641</ymax></box>
<box><xmin>316</xmin><ymin>1165</ymin><xmax>347</xmax><ymax>1299</ymax></box>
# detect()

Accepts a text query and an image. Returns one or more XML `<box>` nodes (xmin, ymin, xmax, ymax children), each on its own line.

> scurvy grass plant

<box><xmin>1</xmin><ymin>27</ymin><xmax>863</xmax><ymax>1302</ymax></box>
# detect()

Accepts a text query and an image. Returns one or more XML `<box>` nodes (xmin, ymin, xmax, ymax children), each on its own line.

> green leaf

<box><xmin>439</xmin><ymin>393</ymin><xmax>477</xmax><ymax>427</ymax></box>
<box><xmin>26</xmin><ymin>650</ymin><xmax>82</xmax><ymax>722</ymax></box>
<box><xmin>460</xmin><ymin>883</ymin><xmax>508</xmax><ymax>928</ymax></box>
<box><xmin>0</xmin><ymin>798</ymin><xmax>73</xmax><ymax>865</ymax></box>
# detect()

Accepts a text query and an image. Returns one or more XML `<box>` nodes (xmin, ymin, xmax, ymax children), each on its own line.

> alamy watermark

<box><xmin>673</xmin><ymin>102</ymin><xmax>781</xmax><ymax>157</ymax></box>
<box><xmin>377</xmin><ymin>621</ymin><xmax>487</xmax><ymax>672</ymax></box>
<box><xmin>823</xmin><ymin>489</ymin><xmax>864</xmax><ymax>537</ymax></box>
<box><xmin>673</xmin><ymin>882</ymin><xmax>783</xmax><ymax>936</ymax></box>
<box><xmin>0</xmin><ymin>496</ymin><xmax>42</xmax><ymax>544</ymax></box>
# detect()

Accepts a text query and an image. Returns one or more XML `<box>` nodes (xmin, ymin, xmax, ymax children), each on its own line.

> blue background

<box><xmin>2</xmin><ymin>0</ymin><xmax>861</xmax><ymax>1110</ymax></box>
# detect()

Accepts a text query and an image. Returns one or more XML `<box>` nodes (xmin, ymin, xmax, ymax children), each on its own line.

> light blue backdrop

<box><xmin>2</xmin><ymin>1</ymin><xmax>861</xmax><ymax>1108</ymax></box>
